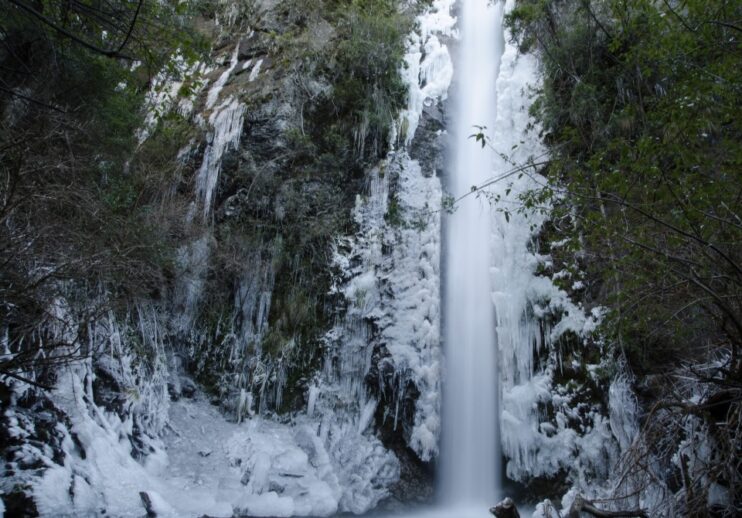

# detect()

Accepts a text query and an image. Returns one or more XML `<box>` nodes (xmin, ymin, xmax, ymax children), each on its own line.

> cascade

<box><xmin>440</xmin><ymin>0</ymin><xmax>505</xmax><ymax>508</ymax></box>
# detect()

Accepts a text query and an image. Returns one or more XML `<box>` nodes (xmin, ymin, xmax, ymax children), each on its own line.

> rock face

<box><xmin>164</xmin><ymin>0</ymin><xmax>366</xmax><ymax>418</ymax></box>
<box><xmin>0</xmin><ymin>0</ymin><xmax>459</xmax><ymax>515</ymax></box>
<box><xmin>185</xmin><ymin>0</ymin><xmax>459</xmax><ymax>474</ymax></box>
<box><xmin>0</xmin><ymin>0</ymin><xmax>651</xmax><ymax>515</ymax></box>
<box><xmin>0</xmin><ymin>385</ymin><xmax>58</xmax><ymax>518</ymax></box>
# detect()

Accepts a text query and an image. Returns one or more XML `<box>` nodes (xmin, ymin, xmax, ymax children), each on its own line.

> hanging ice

<box><xmin>206</xmin><ymin>43</ymin><xmax>241</xmax><ymax>109</ymax></box>
<box><xmin>485</xmin><ymin>0</ymin><xmax>611</xmax><ymax>485</ymax></box>
<box><xmin>194</xmin><ymin>97</ymin><xmax>245</xmax><ymax>220</ymax></box>
<box><xmin>399</xmin><ymin>0</ymin><xmax>457</xmax><ymax>146</ymax></box>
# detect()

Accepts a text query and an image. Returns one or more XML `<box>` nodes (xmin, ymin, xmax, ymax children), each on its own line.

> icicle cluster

<box><xmin>398</xmin><ymin>0</ymin><xmax>456</xmax><ymax>146</ymax></box>
<box><xmin>490</xmin><ymin>0</ymin><xmax>611</xmax><ymax>483</ymax></box>
<box><xmin>193</xmin><ymin>96</ymin><xmax>245</xmax><ymax>221</ymax></box>
<box><xmin>309</xmin><ymin>0</ymin><xmax>454</xmax><ymax>463</ymax></box>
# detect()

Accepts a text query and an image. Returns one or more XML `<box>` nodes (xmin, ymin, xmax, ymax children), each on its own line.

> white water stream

<box><xmin>440</xmin><ymin>0</ymin><xmax>504</xmax><ymax>508</ymax></box>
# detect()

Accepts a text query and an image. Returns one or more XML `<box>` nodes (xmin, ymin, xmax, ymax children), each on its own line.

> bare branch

<box><xmin>5</xmin><ymin>0</ymin><xmax>137</xmax><ymax>60</ymax></box>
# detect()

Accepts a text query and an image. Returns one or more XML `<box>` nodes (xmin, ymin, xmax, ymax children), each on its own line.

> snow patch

<box><xmin>248</xmin><ymin>58</ymin><xmax>264</xmax><ymax>82</ymax></box>
<box><xmin>137</xmin><ymin>55</ymin><xmax>210</xmax><ymax>144</ymax></box>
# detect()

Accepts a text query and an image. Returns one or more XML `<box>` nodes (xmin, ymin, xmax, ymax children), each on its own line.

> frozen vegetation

<box><xmin>489</xmin><ymin>6</ymin><xmax>610</xmax><ymax>485</ymax></box>
<box><xmin>3</xmin><ymin>304</ymin><xmax>397</xmax><ymax>517</ymax></box>
<box><xmin>309</xmin><ymin>0</ymin><xmax>454</xmax><ymax>486</ymax></box>
<box><xmin>2</xmin><ymin>1</ymin><xmax>457</xmax><ymax>516</ymax></box>
<box><xmin>5</xmin><ymin>0</ymin><xmax>732</xmax><ymax>517</ymax></box>
<box><xmin>398</xmin><ymin>0</ymin><xmax>456</xmax><ymax>146</ymax></box>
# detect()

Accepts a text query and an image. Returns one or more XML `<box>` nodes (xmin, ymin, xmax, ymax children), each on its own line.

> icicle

<box><xmin>307</xmin><ymin>383</ymin><xmax>320</xmax><ymax>417</ymax></box>
<box><xmin>206</xmin><ymin>43</ymin><xmax>241</xmax><ymax>109</ymax></box>
<box><xmin>609</xmin><ymin>373</ymin><xmax>639</xmax><ymax>452</ymax></box>
<box><xmin>194</xmin><ymin>97</ymin><xmax>246</xmax><ymax>220</ymax></box>
<box><xmin>358</xmin><ymin>398</ymin><xmax>377</xmax><ymax>434</ymax></box>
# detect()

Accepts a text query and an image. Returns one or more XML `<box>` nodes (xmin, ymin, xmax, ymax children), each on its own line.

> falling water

<box><xmin>440</xmin><ymin>0</ymin><xmax>505</xmax><ymax>508</ymax></box>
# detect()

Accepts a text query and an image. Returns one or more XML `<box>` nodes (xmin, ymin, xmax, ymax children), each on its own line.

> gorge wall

<box><xmin>3</xmin><ymin>0</ymin><xmax>737</xmax><ymax>517</ymax></box>
<box><xmin>1</xmin><ymin>0</ymin><xmax>458</xmax><ymax>515</ymax></box>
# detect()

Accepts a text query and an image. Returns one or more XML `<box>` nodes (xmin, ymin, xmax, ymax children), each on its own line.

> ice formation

<box><xmin>488</xmin><ymin>0</ymin><xmax>611</xmax><ymax>484</ymax></box>
<box><xmin>18</xmin><ymin>369</ymin><xmax>397</xmax><ymax>517</ymax></box>
<box><xmin>321</xmin><ymin>151</ymin><xmax>443</xmax><ymax>462</ymax></box>
<box><xmin>194</xmin><ymin>96</ymin><xmax>246</xmax><ymax>221</ymax></box>
<box><xmin>248</xmin><ymin>58</ymin><xmax>264</xmax><ymax>83</ymax></box>
<box><xmin>399</xmin><ymin>0</ymin><xmax>456</xmax><ymax>146</ymax></box>
<box><xmin>3</xmin><ymin>297</ymin><xmax>401</xmax><ymax>517</ymax></box>
<box><xmin>608</xmin><ymin>373</ymin><xmax>639</xmax><ymax>453</ymax></box>
<box><xmin>437</xmin><ymin>0</ymin><xmax>612</xmax><ymax>505</ymax></box>
<box><xmin>206</xmin><ymin>43</ymin><xmax>241</xmax><ymax>109</ymax></box>
<box><xmin>310</xmin><ymin>0</ymin><xmax>455</xmax><ymax>463</ymax></box>
<box><xmin>172</xmin><ymin>235</ymin><xmax>212</xmax><ymax>333</ymax></box>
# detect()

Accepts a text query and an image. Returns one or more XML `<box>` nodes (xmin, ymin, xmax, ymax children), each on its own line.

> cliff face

<box><xmin>0</xmin><ymin>0</ymin><xmax>457</xmax><ymax>515</ymax></box>
<box><xmin>166</xmin><ymin>0</ymin><xmax>456</xmax><ymax>467</ymax></box>
<box><xmin>6</xmin><ymin>1</ymin><xmax>720</xmax><ymax>516</ymax></box>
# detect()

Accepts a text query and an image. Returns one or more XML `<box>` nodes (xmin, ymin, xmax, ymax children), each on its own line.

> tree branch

<box><xmin>0</xmin><ymin>84</ymin><xmax>67</xmax><ymax>113</ymax></box>
<box><xmin>0</xmin><ymin>370</ymin><xmax>53</xmax><ymax>390</ymax></box>
<box><xmin>6</xmin><ymin>0</ymin><xmax>136</xmax><ymax>60</ymax></box>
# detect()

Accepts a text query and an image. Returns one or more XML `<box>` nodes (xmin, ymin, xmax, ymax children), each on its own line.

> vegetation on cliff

<box><xmin>0</xmin><ymin>0</ymin><xmax>208</xmax><ymax>386</ymax></box>
<box><xmin>507</xmin><ymin>0</ymin><xmax>741</xmax><ymax>514</ymax></box>
<box><xmin>0</xmin><ymin>0</ymin><xmax>416</xmax><ymax>412</ymax></box>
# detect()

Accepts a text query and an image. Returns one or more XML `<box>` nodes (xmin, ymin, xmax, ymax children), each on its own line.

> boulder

<box><xmin>490</xmin><ymin>497</ymin><xmax>521</xmax><ymax>518</ymax></box>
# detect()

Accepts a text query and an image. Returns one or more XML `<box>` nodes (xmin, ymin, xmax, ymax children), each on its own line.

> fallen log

<box><xmin>568</xmin><ymin>495</ymin><xmax>648</xmax><ymax>518</ymax></box>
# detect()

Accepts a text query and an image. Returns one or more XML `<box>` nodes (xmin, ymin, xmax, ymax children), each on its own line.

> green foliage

<box><xmin>385</xmin><ymin>194</ymin><xmax>403</xmax><ymax>226</ymax></box>
<box><xmin>509</xmin><ymin>9</ymin><xmax>742</xmax><ymax>505</ymax></box>
<box><xmin>292</xmin><ymin>0</ymin><xmax>412</xmax><ymax>164</ymax></box>
<box><xmin>508</xmin><ymin>0</ymin><xmax>742</xmax><ymax>377</ymax></box>
<box><xmin>336</xmin><ymin>1</ymin><xmax>410</xmax><ymax>157</ymax></box>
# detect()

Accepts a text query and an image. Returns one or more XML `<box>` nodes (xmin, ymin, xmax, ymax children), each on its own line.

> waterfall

<box><xmin>441</xmin><ymin>0</ymin><xmax>505</xmax><ymax>507</ymax></box>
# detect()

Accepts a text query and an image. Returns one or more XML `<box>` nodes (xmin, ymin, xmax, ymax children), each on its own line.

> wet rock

<box><xmin>180</xmin><ymin>378</ymin><xmax>197</xmax><ymax>399</ymax></box>
<box><xmin>93</xmin><ymin>365</ymin><xmax>128</xmax><ymax>413</ymax></box>
<box><xmin>409</xmin><ymin>98</ymin><xmax>448</xmax><ymax>178</ymax></box>
<box><xmin>490</xmin><ymin>497</ymin><xmax>521</xmax><ymax>518</ymax></box>
<box><xmin>238</xmin><ymin>35</ymin><xmax>268</xmax><ymax>60</ymax></box>
<box><xmin>167</xmin><ymin>381</ymin><xmax>181</xmax><ymax>401</ymax></box>
<box><xmin>140</xmin><ymin>491</ymin><xmax>158</xmax><ymax>517</ymax></box>
<box><xmin>0</xmin><ymin>382</ymin><xmax>73</xmax><ymax>516</ymax></box>
<box><xmin>0</xmin><ymin>487</ymin><xmax>38</xmax><ymax>518</ymax></box>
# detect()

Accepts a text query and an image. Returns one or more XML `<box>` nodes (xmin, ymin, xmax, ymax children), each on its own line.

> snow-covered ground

<box><xmin>160</xmin><ymin>395</ymin><xmax>342</xmax><ymax>517</ymax></box>
<box><xmin>20</xmin><ymin>365</ymin><xmax>397</xmax><ymax>517</ymax></box>
<box><xmin>23</xmin><ymin>372</ymin><xmax>534</xmax><ymax>518</ymax></box>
